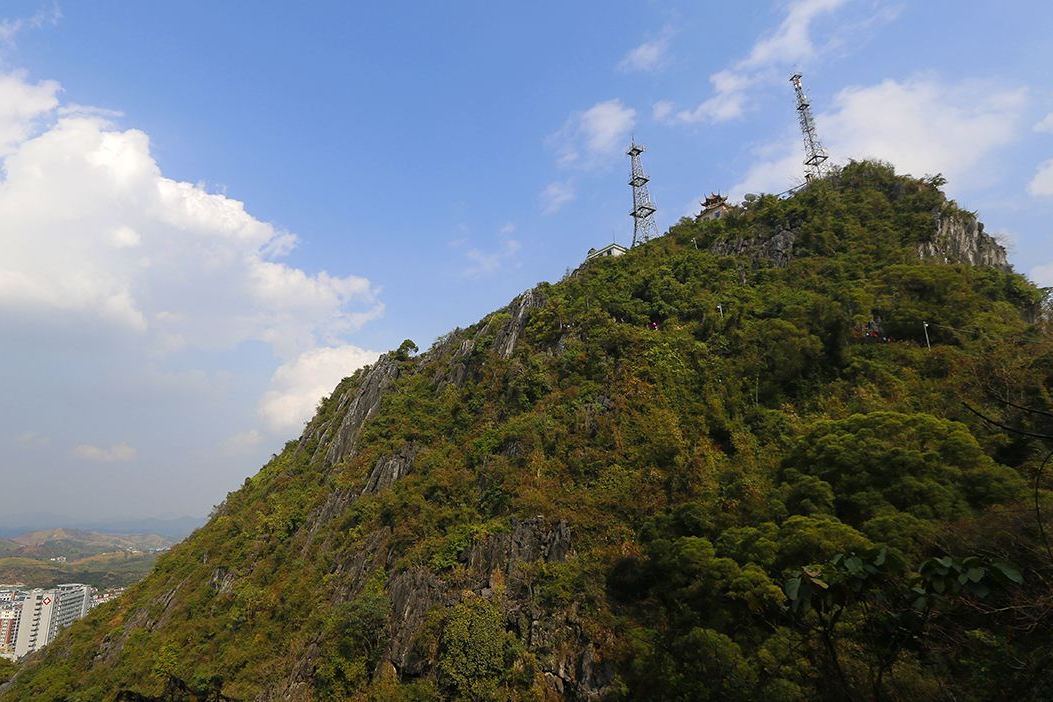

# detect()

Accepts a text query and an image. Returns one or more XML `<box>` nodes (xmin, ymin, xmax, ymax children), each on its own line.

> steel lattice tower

<box><xmin>627</xmin><ymin>140</ymin><xmax>658</xmax><ymax>247</ymax></box>
<box><xmin>790</xmin><ymin>73</ymin><xmax>829</xmax><ymax>181</ymax></box>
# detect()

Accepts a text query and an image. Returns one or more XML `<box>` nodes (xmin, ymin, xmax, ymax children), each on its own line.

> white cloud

<box><xmin>539</xmin><ymin>180</ymin><xmax>576</xmax><ymax>214</ymax></box>
<box><xmin>674</xmin><ymin>90</ymin><xmax>749</xmax><ymax>124</ymax></box>
<box><xmin>110</xmin><ymin>225</ymin><xmax>141</xmax><ymax>249</ymax></box>
<box><xmin>0</xmin><ymin>71</ymin><xmax>61</xmax><ymax>155</ymax></box>
<box><xmin>652</xmin><ymin>100</ymin><xmax>675</xmax><ymax>122</ymax></box>
<box><xmin>1033</xmin><ymin>112</ymin><xmax>1053</xmax><ymax>133</ymax></box>
<box><xmin>670</xmin><ymin>0</ymin><xmax>850</xmax><ymax>125</ymax></box>
<box><xmin>221</xmin><ymin>429</ymin><xmax>263</xmax><ymax>456</ymax></box>
<box><xmin>1028</xmin><ymin>159</ymin><xmax>1053</xmax><ymax>197</ymax></box>
<box><xmin>73</xmin><ymin>442</ymin><xmax>136</xmax><ymax>463</ymax></box>
<box><xmin>742</xmin><ymin>0</ymin><xmax>846</xmax><ymax>68</ymax></box>
<box><xmin>618</xmin><ymin>28</ymin><xmax>673</xmax><ymax>73</ymax></box>
<box><xmin>732</xmin><ymin>76</ymin><xmax>1027</xmax><ymax>198</ymax></box>
<box><xmin>550</xmin><ymin>99</ymin><xmax>636</xmax><ymax>168</ymax></box>
<box><xmin>464</xmin><ymin>238</ymin><xmax>522</xmax><ymax>278</ymax></box>
<box><xmin>0</xmin><ymin>69</ymin><xmax>387</xmax><ymax>518</ymax></box>
<box><xmin>1030</xmin><ymin>263</ymin><xmax>1053</xmax><ymax>287</ymax></box>
<box><xmin>259</xmin><ymin>345</ymin><xmax>380</xmax><ymax>433</ymax></box>
<box><xmin>580</xmin><ymin>100</ymin><xmax>636</xmax><ymax>154</ymax></box>
<box><xmin>15</xmin><ymin>432</ymin><xmax>49</xmax><ymax>447</ymax></box>
<box><xmin>0</xmin><ymin>75</ymin><xmax>381</xmax><ymax>357</ymax></box>
<box><xmin>0</xmin><ymin>4</ymin><xmax>61</xmax><ymax>47</ymax></box>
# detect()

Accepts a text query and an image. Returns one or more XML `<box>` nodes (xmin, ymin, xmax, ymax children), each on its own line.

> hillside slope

<box><xmin>4</xmin><ymin>162</ymin><xmax>1053</xmax><ymax>702</ymax></box>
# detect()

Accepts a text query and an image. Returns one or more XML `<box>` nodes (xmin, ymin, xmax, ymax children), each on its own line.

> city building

<box><xmin>0</xmin><ymin>606</ymin><xmax>18</xmax><ymax>651</ymax></box>
<box><xmin>92</xmin><ymin>587</ymin><xmax>126</xmax><ymax>607</ymax></box>
<box><xmin>13</xmin><ymin>583</ymin><xmax>94</xmax><ymax>658</ymax></box>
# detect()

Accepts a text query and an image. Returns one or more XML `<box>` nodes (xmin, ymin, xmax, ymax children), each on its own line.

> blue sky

<box><xmin>1</xmin><ymin>0</ymin><xmax>1052</xmax><ymax>523</ymax></box>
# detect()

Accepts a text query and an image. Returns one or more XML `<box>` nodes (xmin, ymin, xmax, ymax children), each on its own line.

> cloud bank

<box><xmin>1</xmin><ymin>70</ymin><xmax>382</xmax><ymax>472</ymax></box>
<box><xmin>732</xmin><ymin>76</ymin><xmax>1027</xmax><ymax>197</ymax></box>
<box><xmin>668</xmin><ymin>0</ymin><xmax>847</xmax><ymax>124</ymax></box>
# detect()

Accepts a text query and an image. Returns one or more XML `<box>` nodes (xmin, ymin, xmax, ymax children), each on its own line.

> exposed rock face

<box><xmin>433</xmin><ymin>337</ymin><xmax>475</xmax><ymax>389</ymax></box>
<box><xmin>708</xmin><ymin>210</ymin><xmax>1011</xmax><ymax>273</ymax></box>
<box><xmin>919</xmin><ymin>212</ymin><xmax>1010</xmax><ymax>269</ymax></box>
<box><xmin>517</xmin><ymin>606</ymin><xmax>614</xmax><ymax>701</ymax></box>
<box><xmin>299</xmin><ymin>486</ymin><xmax>356</xmax><ymax>552</ymax></box>
<box><xmin>493</xmin><ymin>288</ymin><xmax>543</xmax><ymax>359</ymax></box>
<box><xmin>709</xmin><ymin>228</ymin><xmax>796</xmax><ymax>268</ymax></box>
<box><xmin>387</xmin><ymin>567</ymin><xmax>449</xmax><ymax>676</ymax></box>
<box><xmin>378</xmin><ymin>516</ymin><xmax>609</xmax><ymax>700</ymax></box>
<box><xmin>101</xmin><ymin>290</ymin><xmax>594</xmax><ymax>702</ymax></box>
<box><xmin>267</xmin><ymin>529</ymin><xmax>393</xmax><ymax>701</ymax></box>
<box><xmin>208</xmin><ymin>567</ymin><xmax>235</xmax><ymax>595</ymax></box>
<box><xmin>299</xmin><ymin>352</ymin><xmax>402</xmax><ymax>467</ymax></box>
<box><xmin>431</xmin><ymin>288</ymin><xmax>543</xmax><ymax>389</ymax></box>
<box><xmin>464</xmin><ymin>516</ymin><xmax>573</xmax><ymax>587</ymax></box>
<box><xmin>329</xmin><ymin>528</ymin><xmax>392</xmax><ymax>602</ymax></box>
<box><xmin>362</xmin><ymin>444</ymin><xmax>418</xmax><ymax>495</ymax></box>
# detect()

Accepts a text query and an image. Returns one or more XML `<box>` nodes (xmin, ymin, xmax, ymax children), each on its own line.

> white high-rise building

<box><xmin>13</xmin><ymin>584</ymin><xmax>93</xmax><ymax>657</ymax></box>
<box><xmin>54</xmin><ymin>583</ymin><xmax>92</xmax><ymax>622</ymax></box>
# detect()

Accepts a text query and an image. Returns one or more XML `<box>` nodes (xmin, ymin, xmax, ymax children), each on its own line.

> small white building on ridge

<box><xmin>586</xmin><ymin>242</ymin><xmax>628</xmax><ymax>261</ymax></box>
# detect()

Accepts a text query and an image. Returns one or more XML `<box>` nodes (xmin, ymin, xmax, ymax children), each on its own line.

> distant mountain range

<box><xmin>0</xmin><ymin>515</ymin><xmax>203</xmax><ymax>540</ymax></box>
<box><xmin>0</xmin><ymin>528</ymin><xmax>174</xmax><ymax>559</ymax></box>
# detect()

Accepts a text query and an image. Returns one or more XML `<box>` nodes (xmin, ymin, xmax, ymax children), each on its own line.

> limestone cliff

<box><xmin>918</xmin><ymin>211</ymin><xmax>1010</xmax><ymax>269</ymax></box>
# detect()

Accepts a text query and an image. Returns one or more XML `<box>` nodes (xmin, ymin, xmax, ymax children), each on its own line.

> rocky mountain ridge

<box><xmin>707</xmin><ymin>205</ymin><xmax>1008</xmax><ymax>272</ymax></box>
<box><xmin>4</xmin><ymin>162</ymin><xmax>1051</xmax><ymax>702</ymax></box>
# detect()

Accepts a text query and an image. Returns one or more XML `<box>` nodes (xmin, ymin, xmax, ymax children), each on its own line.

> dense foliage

<box><xmin>4</xmin><ymin>162</ymin><xmax>1052</xmax><ymax>701</ymax></box>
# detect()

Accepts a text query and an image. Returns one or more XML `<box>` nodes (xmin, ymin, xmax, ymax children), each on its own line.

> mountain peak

<box><xmin>6</xmin><ymin>162</ymin><xmax>1052</xmax><ymax>701</ymax></box>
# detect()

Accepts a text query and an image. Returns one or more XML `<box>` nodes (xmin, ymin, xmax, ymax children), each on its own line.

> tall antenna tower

<box><xmin>627</xmin><ymin>140</ymin><xmax>658</xmax><ymax>247</ymax></box>
<box><xmin>789</xmin><ymin>73</ymin><xmax>829</xmax><ymax>181</ymax></box>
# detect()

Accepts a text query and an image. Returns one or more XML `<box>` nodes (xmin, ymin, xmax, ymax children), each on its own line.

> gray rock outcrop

<box><xmin>709</xmin><ymin>228</ymin><xmax>796</xmax><ymax>268</ymax></box>
<box><xmin>464</xmin><ymin>516</ymin><xmax>573</xmax><ymax>587</ymax></box>
<box><xmin>493</xmin><ymin>288</ymin><xmax>543</xmax><ymax>359</ymax></box>
<box><xmin>361</xmin><ymin>444</ymin><xmax>417</xmax><ymax>495</ymax></box>
<box><xmin>299</xmin><ymin>352</ymin><xmax>402</xmax><ymax>467</ymax></box>
<box><xmin>919</xmin><ymin>211</ymin><xmax>1010</xmax><ymax>269</ymax></box>
<box><xmin>387</xmin><ymin>567</ymin><xmax>449</xmax><ymax>676</ymax></box>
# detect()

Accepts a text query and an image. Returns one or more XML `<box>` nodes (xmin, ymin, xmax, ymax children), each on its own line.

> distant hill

<box><xmin>0</xmin><ymin>515</ymin><xmax>203</xmax><ymax>541</ymax></box>
<box><xmin>4</xmin><ymin>162</ymin><xmax>1053</xmax><ymax>701</ymax></box>
<box><xmin>8</xmin><ymin>529</ymin><xmax>171</xmax><ymax>558</ymax></box>
<box><xmin>0</xmin><ymin>529</ymin><xmax>175</xmax><ymax>590</ymax></box>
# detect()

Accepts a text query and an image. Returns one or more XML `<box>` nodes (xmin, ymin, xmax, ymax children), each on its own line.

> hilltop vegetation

<box><xmin>4</xmin><ymin>162</ymin><xmax>1052</xmax><ymax>701</ymax></box>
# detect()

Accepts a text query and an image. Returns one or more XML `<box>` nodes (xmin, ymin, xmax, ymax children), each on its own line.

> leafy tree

<box><xmin>437</xmin><ymin>596</ymin><xmax>524</xmax><ymax>701</ymax></box>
